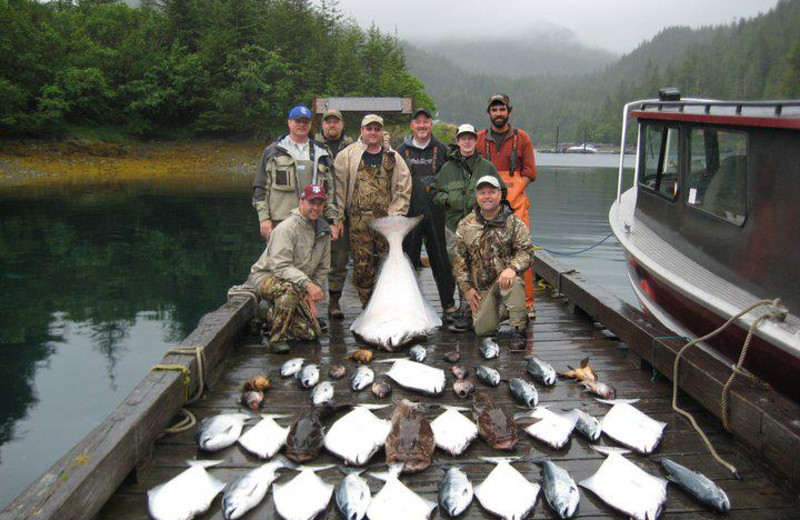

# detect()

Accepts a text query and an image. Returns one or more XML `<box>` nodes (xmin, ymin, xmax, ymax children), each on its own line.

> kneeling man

<box><xmin>248</xmin><ymin>184</ymin><xmax>331</xmax><ymax>353</ymax></box>
<box><xmin>452</xmin><ymin>176</ymin><xmax>533</xmax><ymax>350</ymax></box>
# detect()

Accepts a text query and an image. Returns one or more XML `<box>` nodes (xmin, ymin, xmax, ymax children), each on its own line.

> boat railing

<box><xmin>637</xmin><ymin>99</ymin><xmax>800</xmax><ymax>116</ymax></box>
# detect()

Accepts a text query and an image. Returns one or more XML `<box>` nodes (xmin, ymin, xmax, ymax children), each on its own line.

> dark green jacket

<box><xmin>431</xmin><ymin>145</ymin><xmax>507</xmax><ymax>231</ymax></box>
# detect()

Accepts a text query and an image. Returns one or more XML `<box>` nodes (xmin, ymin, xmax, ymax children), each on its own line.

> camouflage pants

<box><xmin>349</xmin><ymin>212</ymin><xmax>388</xmax><ymax>306</ymax></box>
<box><xmin>257</xmin><ymin>273</ymin><xmax>321</xmax><ymax>343</ymax></box>
<box><xmin>328</xmin><ymin>221</ymin><xmax>350</xmax><ymax>292</ymax></box>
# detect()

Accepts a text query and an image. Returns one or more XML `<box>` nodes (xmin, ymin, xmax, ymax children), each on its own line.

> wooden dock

<box><xmin>5</xmin><ymin>252</ymin><xmax>800</xmax><ymax>520</ymax></box>
<box><xmin>95</xmin><ymin>256</ymin><xmax>799</xmax><ymax>519</ymax></box>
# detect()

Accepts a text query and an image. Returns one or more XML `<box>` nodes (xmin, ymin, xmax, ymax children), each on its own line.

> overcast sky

<box><xmin>323</xmin><ymin>0</ymin><xmax>781</xmax><ymax>54</ymax></box>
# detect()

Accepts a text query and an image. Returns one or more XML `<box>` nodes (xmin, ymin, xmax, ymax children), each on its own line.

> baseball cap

<box><xmin>361</xmin><ymin>114</ymin><xmax>384</xmax><ymax>127</ymax></box>
<box><xmin>411</xmin><ymin>108</ymin><xmax>432</xmax><ymax>120</ymax></box>
<box><xmin>476</xmin><ymin>175</ymin><xmax>501</xmax><ymax>189</ymax></box>
<box><xmin>486</xmin><ymin>93</ymin><xmax>511</xmax><ymax>110</ymax></box>
<box><xmin>322</xmin><ymin>109</ymin><xmax>343</xmax><ymax>121</ymax></box>
<box><xmin>288</xmin><ymin>105</ymin><xmax>312</xmax><ymax>120</ymax></box>
<box><xmin>301</xmin><ymin>184</ymin><xmax>327</xmax><ymax>201</ymax></box>
<box><xmin>456</xmin><ymin>123</ymin><xmax>477</xmax><ymax>138</ymax></box>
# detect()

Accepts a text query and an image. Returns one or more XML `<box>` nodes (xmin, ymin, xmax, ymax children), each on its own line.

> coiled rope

<box><xmin>151</xmin><ymin>346</ymin><xmax>208</xmax><ymax>435</ymax></box>
<box><xmin>533</xmin><ymin>232</ymin><xmax>615</xmax><ymax>256</ymax></box>
<box><xmin>670</xmin><ymin>298</ymin><xmax>787</xmax><ymax>478</ymax></box>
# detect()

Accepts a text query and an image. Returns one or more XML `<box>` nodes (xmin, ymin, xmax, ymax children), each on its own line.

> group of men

<box><xmin>246</xmin><ymin>94</ymin><xmax>537</xmax><ymax>354</ymax></box>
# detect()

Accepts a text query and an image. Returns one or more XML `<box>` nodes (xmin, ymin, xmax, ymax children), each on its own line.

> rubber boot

<box><xmin>328</xmin><ymin>291</ymin><xmax>344</xmax><ymax>320</ymax></box>
<box><xmin>510</xmin><ymin>327</ymin><xmax>528</xmax><ymax>351</ymax></box>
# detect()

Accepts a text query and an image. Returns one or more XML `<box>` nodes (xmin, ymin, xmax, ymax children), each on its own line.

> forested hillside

<box><xmin>406</xmin><ymin>0</ymin><xmax>800</xmax><ymax>146</ymax></box>
<box><xmin>0</xmin><ymin>0</ymin><xmax>432</xmax><ymax>138</ymax></box>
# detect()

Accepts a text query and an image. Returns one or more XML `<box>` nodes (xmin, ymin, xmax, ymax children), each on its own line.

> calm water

<box><xmin>0</xmin><ymin>152</ymin><xmax>633</xmax><ymax>507</ymax></box>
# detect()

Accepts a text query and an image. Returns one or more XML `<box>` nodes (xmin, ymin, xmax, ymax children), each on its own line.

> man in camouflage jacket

<box><xmin>452</xmin><ymin>175</ymin><xmax>532</xmax><ymax>350</ymax></box>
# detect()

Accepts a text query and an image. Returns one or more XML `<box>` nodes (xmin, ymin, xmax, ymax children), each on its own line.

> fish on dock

<box><xmin>345</xmin><ymin>349</ymin><xmax>374</xmax><ymax>364</ymax></box>
<box><xmin>580</xmin><ymin>380</ymin><xmax>616</xmax><ymax>400</ymax></box>
<box><xmin>508</xmin><ymin>378</ymin><xmax>539</xmax><ymax>408</ymax></box>
<box><xmin>409</xmin><ymin>344</ymin><xmax>427</xmax><ymax>362</ymax></box>
<box><xmin>475</xmin><ymin>365</ymin><xmax>501</xmax><ymax>387</ymax></box>
<box><xmin>515</xmin><ymin>407</ymin><xmax>578</xmax><ymax>450</ymax></box>
<box><xmin>329</xmin><ymin>364</ymin><xmax>347</xmax><ymax>379</ymax></box>
<box><xmin>196</xmin><ymin>412</ymin><xmax>251</xmax><ymax>452</ymax></box>
<box><xmin>660</xmin><ymin>458</ymin><xmax>731</xmax><ymax>513</ymax></box>
<box><xmin>601</xmin><ymin>402</ymin><xmax>666</xmax><ymax>454</ymax></box>
<box><xmin>385</xmin><ymin>399</ymin><xmax>437</xmax><ymax>473</ymax></box>
<box><xmin>280</xmin><ymin>358</ymin><xmax>306</xmax><ymax>377</ymax></box>
<box><xmin>539</xmin><ymin>460</ymin><xmax>580</xmax><ymax>519</ymax></box>
<box><xmin>450</xmin><ymin>365</ymin><xmax>469</xmax><ymax>380</ymax></box>
<box><xmin>324</xmin><ymin>404</ymin><xmax>392</xmax><ymax>466</ymax></box>
<box><xmin>372</xmin><ymin>380</ymin><xmax>392</xmax><ymax>399</ymax></box>
<box><xmin>368</xmin><ymin>463</ymin><xmax>438</xmax><ymax>520</ymax></box>
<box><xmin>221</xmin><ymin>457</ymin><xmax>291</xmax><ymax>519</ymax></box>
<box><xmin>272</xmin><ymin>465</ymin><xmax>335</xmax><ymax>520</ymax></box>
<box><xmin>240</xmin><ymin>389</ymin><xmax>264</xmax><ymax>410</ymax></box>
<box><xmin>479</xmin><ymin>337</ymin><xmax>500</xmax><ymax>359</ymax></box>
<box><xmin>453</xmin><ymin>379</ymin><xmax>476</xmax><ymax>399</ymax></box>
<box><xmin>579</xmin><ymin>452</ymin><xmax>667</xmax><ymax>520</ymax></box>
<box><xmin>310</xmin><ymin>381</ymin><xmax>334</xmax><ymax>406</ymax></box>
<box><xmin>438</xmin><ymin>467</ymin><xmax>474</xmax><ymax>517</ymax></box>
<box><xmin>243</xmin><ymin>374</ymin><xmax>272</xmax><ymax>391</ymax></box>
<box><xmin>350</xmin><ymin>365</ymin><xmax>375</xmax><ymax>391</ymax></box>
<box><xmin>384</xmin><ymin>359</ymin><xmax>446</xmax><ymax>395</ymax></box>
<box><xmin>238</xmin><ymin>414</ymin><xmax>290</xmax><ymax>459</ymax></box>
<box><xmin>473</xmin><ymin>457</ymin><xmax>540</xmax><ymax>520</ymax></box>
<box><xmin>564</xmin><ymin>408</ymin><xmax>601</xmax><ymax>442</ymax></box>
<box><xmin>296</xmin><ymin>363</ymin><xmax>319</xmax><ymax>389</ymax></box>
<box><xmin>335</xmin><ymin>469</ymin><xmax>372</xmax><ymax>520</ymax></box>
<box><xmin>558</xmin><ymin>357</ymin><xmax>598</xmax><ymax>383</ymax></box>
<box><xmin>472</xmin><ymin>392</ymin><xmax>518</xmax><ymax>451</ymax></box>
<box><xmin>443</xmin><ymin>348</ymin><xmax>461</xmax><ymax>363</ymax></box>
<box><xmin>350</xmin><ymin>216</ymin><xmax>442</xmax><ymax>350</ymax></box>
<box><xmin>430</xmin><ymin>406</ymin><xmax>479</xmax><ymax>456</ymax></box>
<box><xmin>147</xmin><ymin>460</ymin><xmax>226</xmax><ymax>520</ymax></box>
<box><xmin>285</xmin><ymin>405</ymin><xmax>335</xmax><ymax>463</ymax></box>
<box><xmin>525</xmin><ymin>357</ymin><xmax>556</xmax><ymax>386</ymax></box>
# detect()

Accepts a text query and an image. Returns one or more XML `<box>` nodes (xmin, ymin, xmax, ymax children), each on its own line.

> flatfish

<box><xmin>197</xmin><ymin>412</ymin><xmax>251</xmax><ymax>452</ymax></box>
<box><xmin>472</xmin><ymin>392</ymin><xmax>518</xmax><ymax>451</ymax></box>
<box><xmin>579</xmin><ymin>452</ymin><xmax>667</xmax><ymax>520</ymax></box>
<box><xmin>525</xmin><ymin>357</ymin><xmax>556</xmax><ymax>386</ymax></box>
<box><xmin>285</xmin><ymin>405</ymin><xmax>333</xmax><ymax>463</ymax></box>
<box><xmin>430</xmin><ymin>406</ymin><xmax>478</xmax><ymax>456</ymax></box>
<box><xmin>324</xmin><ymin>404</ymin><xmax>392</xmax><ymax>466</ymax></box>
<box><xmin>368</xmin><ymin>463</ymin><xmax>438</xmax><ymax>520</ymax></box>
<box><xmin>438</xmin><ymin>467</ymin><xmax>473</xmax><ymax>517</ymax></box>
<box><xmin>384</xmin><ymin>359</ymin><xmax>445</xmax><ymax>395</ymax></box>
<box><xmin>385</xmin><ymin>399</ymin><xmax>436</xmax><ymax>473</ymax></box>
<box><xmin>238</xmin><ymin>414</ymin><xmax>290</xmax><ymax>459</ymax></box>
<box><xmin>660</xmin><ymin>458</ymin><xmax>730</xmax><ymax>513</ymax></box>
<box><xmin>601</xmin><ymin>402</ymin><xmax>666</xmax><ymax>454</ymax></box>
<box><xmin>474</xmin><ymin>457</ymin><xmax>540</xmax><ymax>520</ymax></box>
<box><xmin>350</xmin><ymin>216</ymin><xmax>442</xmax><ymax>350</ymax></box>
<box><xmin>148</xmin><ymin>460</ymin><xmax>225</xmax><ymax>520</ymax></box>
<box><xmin>221</xmin><ymin>458</ymin><xmax>290</xmax><ymax>520</ymax></box>
<box><xmin>565</xmin><ymin>408</ymin><xmax>601</xmax><ymax>442</ymax></box>
<box><xmin>515</xmin><ymin>407</ymin><xmax>578</xmax><ymax>450</ymax></box>
<box><xmin>272</xmin><ymin>465</ymin><xmax>335</xmax><ymax>520</ymax></box>
<box><xmin>539</xmin><ymin>460</ymin><xmax>580</xmax><ymax>519</ymax></box>
<box><xmin>335</xmin><ymin>470</ymin><xmax>372</xmax><ymax>520</ymax></box>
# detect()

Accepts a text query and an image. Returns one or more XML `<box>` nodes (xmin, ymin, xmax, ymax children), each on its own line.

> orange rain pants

<box><xmin>497</xmin><ymin>170</ymin><xmax>534</xmax><ymax>309</ymax></box>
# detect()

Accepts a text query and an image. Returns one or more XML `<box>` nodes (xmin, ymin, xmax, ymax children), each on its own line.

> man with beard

<box><xmin>476</xmin><ymin>94</ymin><xmax>537</xmax><ymax>317</ymax></box>
<box><xmin>247</xmin><ymin>184</ymin><xmax>331</xmax><ymax>354</ymax></box>
<box><xmin>396</xmin><ymin>108</ymin><xmax>456</xmax><ymax>315</ymax></box>
<box><xmin>314</xmin><ymin>109</ymin><xmax>354</xmax><ymax>319</ymax></box>
<box><xmin>452</xmin><ymin>176</ymin><xmax>532</xmax><ymax>349</ymax></box>
<box><xmin>333</xmin><ymin>114</ymin><xmax>412</xmax><ymax>306</ymax></box>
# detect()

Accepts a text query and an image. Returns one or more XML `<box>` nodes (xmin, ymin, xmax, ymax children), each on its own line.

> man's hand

<box><xmin>259</xmin><ymin>219</ymin><xmax>274</xmax><ymax>241</ymax></box>
<box><xmin>497</xmin><ymin>267</ymin><xmax>517</xmax><ymax>290</ymax></box>
<box><xmin>465</xmin><ymin>287</ymin><xmax>482</xmax><ymax>313</ymax></box>
<box><xmin>331</xmin><ymin>222</ymin><xmax>343</xmax><ymax>241</ymax></box>
<box><xmin>303</xmin><ymin>294</ymin><xmax>318</xmax><ymax>318</ymax></box>
<box><xmin>305</xmin><ymin>282</ymin><xmax>325</xmax><ymax>302</ymax></box>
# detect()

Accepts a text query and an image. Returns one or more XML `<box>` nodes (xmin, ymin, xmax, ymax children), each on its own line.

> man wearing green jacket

<box><xmin>431</xmin><ymin>123</ymin><xmax>506</xmax><ymax>331</ymax></box>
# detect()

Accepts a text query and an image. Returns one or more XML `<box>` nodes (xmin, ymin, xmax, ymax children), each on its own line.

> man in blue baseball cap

<box><xmin>252</xmin><ymin>104</ymin><xmax>339</xmax><ymax>243</ymax></box>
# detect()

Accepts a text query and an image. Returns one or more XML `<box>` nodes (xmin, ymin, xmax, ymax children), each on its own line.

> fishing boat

<box><xmin>609</xmin><ymin>88</ymin><xmax>800</xmax><ymax>401</ymax></box>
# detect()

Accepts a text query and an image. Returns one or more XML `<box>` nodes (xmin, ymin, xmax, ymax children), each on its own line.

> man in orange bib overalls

<box><xmin>476</xmin><ymin>93</ymin><xmax>537</xmax><ymax>317</ymax></box>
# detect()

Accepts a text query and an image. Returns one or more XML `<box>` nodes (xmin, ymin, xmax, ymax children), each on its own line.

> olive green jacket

<box><xmin>430</xmin><ymin>147</ymin><xmax>507</xmax><ymax>231</ymax></box>
<box><xmin>248</xmin><ymin>208</ymin><xmax>331</xmax><ymax>290</ymax></box>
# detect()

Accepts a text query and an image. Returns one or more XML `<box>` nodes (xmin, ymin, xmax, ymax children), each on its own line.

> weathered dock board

<box><xmin>97</xmin><ymin>261</ymin><xmax>799</xmax><ymax>519</ymax></box>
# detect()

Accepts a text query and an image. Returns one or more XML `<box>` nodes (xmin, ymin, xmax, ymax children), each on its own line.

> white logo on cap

<box><xmin>312</xmin><ymin>186</ymin><xmax>321</xmax><ymax>193</ymax></box>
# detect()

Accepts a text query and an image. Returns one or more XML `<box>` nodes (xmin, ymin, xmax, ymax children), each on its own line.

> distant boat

<box><xmin>566</xmin><ymin>143</ymin><xmax>598</xmax><ymax>153</ymax></box>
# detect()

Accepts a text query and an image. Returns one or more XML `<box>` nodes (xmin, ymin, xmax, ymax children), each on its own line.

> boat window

<box><xmin>639</xmin><ymin>124</ymin><xmax>679</xmax><ymax>200</ymax></box>
<box><xmin>687</xmin><ymin>128</ymin><xmax>747</xmax><ymax>226</ymax></box>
